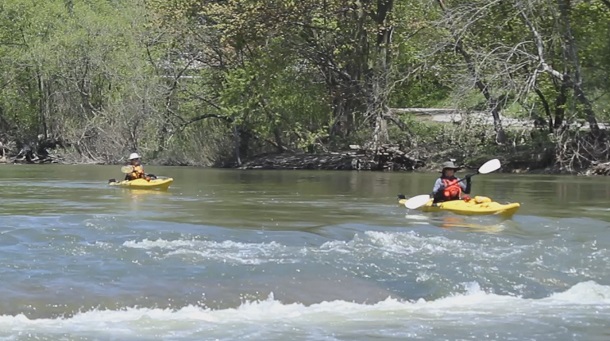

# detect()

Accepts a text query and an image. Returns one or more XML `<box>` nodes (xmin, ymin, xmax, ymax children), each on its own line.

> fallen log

<box><xmin>587</xmin><ymin>161</ymin><xmax>610</xmax><ymax>176</ymax></box>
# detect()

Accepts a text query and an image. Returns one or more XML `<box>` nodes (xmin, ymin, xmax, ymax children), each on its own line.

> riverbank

<box><xmin>236</xmin><ymin>150</ymin><xmax>567</xmax><ymax>174</ymax></box>
<box><xmin>236</xmin><ymin>145</ymin><xmax>424</xmax><ymax>171</ymax></box>
<box><xmin>234</xmin><ymin>141</ymin><xmax>568</xmax><ymax>174</ymax></box>
<box><xmin>0</xmin><ymin>138</ymin><xmax>65</xmax><ymax>165</ymax></box>
<box><xmin>4</xmin><ymin>137</ymin><xmax>610</xmax><ymax>176</ymax></box>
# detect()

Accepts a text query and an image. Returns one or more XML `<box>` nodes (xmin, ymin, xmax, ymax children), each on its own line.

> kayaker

<box><xmin>431</xmin><ymin>160</ymin><xmax>472</xmax><ymax>203</ymax></box>
<box><xmin>124</xmin><ymin>153</ymin><xmax>156</xmax><ymax>181</ymax></box>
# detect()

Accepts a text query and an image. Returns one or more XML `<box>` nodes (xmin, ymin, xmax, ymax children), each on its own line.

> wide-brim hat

<box><xmin>441</xmin><ymin>161</ymin><xmax>460</xmax><ymax>171</ymax></box>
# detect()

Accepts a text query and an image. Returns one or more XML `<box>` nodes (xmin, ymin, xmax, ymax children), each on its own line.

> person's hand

<box><xmin>437</xmin><ymin>185</ymin><xmax>445</xmax><ymax>191</ymax></box>
<box><xmin>464</xmin><ymin>174</ymin><xmax>472</xmax><ymax>181</ymax></box>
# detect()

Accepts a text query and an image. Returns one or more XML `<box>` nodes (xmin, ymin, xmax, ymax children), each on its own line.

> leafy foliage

<box><xmin>0</xmin><ymin>0</ymin><xmax>609</xmax><ymax>169</ymax></box>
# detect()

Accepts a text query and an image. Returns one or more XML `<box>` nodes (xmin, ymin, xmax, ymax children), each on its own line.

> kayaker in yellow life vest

<box><xmin>125</xmin><ymin>153</ymin><xmax>156</xmax><ymax>181</ymax></box>
<box><xmin>431</xmin><ymin>160</ymin><xmax>472</xmax><ymax>203</ymax></box>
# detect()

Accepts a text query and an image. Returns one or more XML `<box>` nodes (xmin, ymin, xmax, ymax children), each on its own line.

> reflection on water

<box><xmin>403</xmin><ymin>212</ymin><xmax>511</xmax><ymax>233</ymax></box>
<box><xmin>119</xmin><ymin>188</ymin><xmax>171</xmax><ymax>199</ymax></box>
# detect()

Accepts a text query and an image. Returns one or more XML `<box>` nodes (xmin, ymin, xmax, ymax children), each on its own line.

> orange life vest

<box><xmin>442</xmin><ymin>178</ymin><xmax>461</xmax><ymax>200</ymax></box>
<box><xmin>127</xmin><ymin>165</ymin><xmax>145</xmax><ymax>180</ymax></box>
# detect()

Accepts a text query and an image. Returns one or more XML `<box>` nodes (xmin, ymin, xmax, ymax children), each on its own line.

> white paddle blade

<box><xmin>404</xmin><ymin>194</ymin><xmax>431</xmax><ymax>209</ymax></box>
<box><xmin>478</xmin><ymin>158</ymin><xmax>501</xmax><ymax>174</ymax></box>
<box><xmin>120</xmin><ymin>165</ymin><xmax>134</xmax><ymax>174</ymax></box>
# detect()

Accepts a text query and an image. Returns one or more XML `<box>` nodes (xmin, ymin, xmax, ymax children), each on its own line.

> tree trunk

<box><xmin>553</xmin><ymin>78</ymin><xmax>568</xmax><ymax>131</ymax></box>
<box><xmin>557</xmin><ymin>0</ymin><xmax>600</xmax><ymax>135</ymax></box>
<box><xmin>233</xmin><ymin>124</ymin><xmax>241</xmax><ymax>166</ymax></box>
<box><xmin>368</xmin><ymin>0</ymin><xmax>394</xmax><ymax>149</ymax></box>
<box><xmin>328</xmin><ymin>82</ymin><xmax>359</xmax><ymax>139</ymax></box>
<box><xmin>324</xmin><ymin>2</ymin><xmax>370</xmax><ymax>141</ymax></box>
<box><xmin>533</xmin><ymin>87</ymin><xmax>553</xmax><ymax>131</ymax></box>
<box><xmin>436</xmin><ymin>0</ymin><xmax>506</xmax><ymax>144</ymax></box>
<box><xmin>36</xmin><ymin>73</ymin><xmax>49</xmax><ymax>140</ymax></box>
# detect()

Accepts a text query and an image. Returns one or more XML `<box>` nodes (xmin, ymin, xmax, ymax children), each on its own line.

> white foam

<box><xmin>546</xmin><ymin>281</ymin><xmax>610</xmax><ymax>304</ymax></box>
<box><xmin>124</xmin><ymin>238</ymin><xmax>281</xmax><ymax>250</ymax></box>
<box><xmin>0</xmin><ymin>281</ymin><xmax>606</xmax><ymax>332</ymax></box>
<box><xmin>364</xmin><ymin>230</ymin><xmax>465</xmax><ymax>256</ymax></box>
<box><xmin>122</xmin><ymin>238</ymin><xmax>301</xmax><ymax>265</ymax></box>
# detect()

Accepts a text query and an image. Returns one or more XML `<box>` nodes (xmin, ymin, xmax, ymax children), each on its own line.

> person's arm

<box><xmin>432</xmin><ymin>178</ymin><xmax>443</xmax><ymax>194</ymax></box>
<box><xmin>460</xmin><ymin>175</ymin><xmax>472</xmax><ymax>194</ymax></box>
<box><xmin>135</xmin><ymin>166</ymin><xmax>146</xmax><ymax>178</ymax></box>
<box><xmin>431</xmin><ymin>178</ymin><xmax>445</xmax><ymax>203</ymax></box>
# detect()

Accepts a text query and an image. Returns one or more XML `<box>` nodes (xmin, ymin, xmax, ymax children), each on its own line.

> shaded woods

<box><xmin>1</xmin><ymin>0</ymin><xmax>610</xmax><ymax>173</ymax></box>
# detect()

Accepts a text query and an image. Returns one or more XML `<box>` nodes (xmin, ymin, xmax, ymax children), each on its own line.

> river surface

<box><xmin>0</xmin><ymin>164</ymin><xmax>609</xmax><ymax>340</ymax></box>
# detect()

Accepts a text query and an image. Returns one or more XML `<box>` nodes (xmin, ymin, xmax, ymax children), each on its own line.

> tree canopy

<box><xmin>0</xmin><ymin>0</ymin><xmax>609</xmax><ymax>171</ymax></box>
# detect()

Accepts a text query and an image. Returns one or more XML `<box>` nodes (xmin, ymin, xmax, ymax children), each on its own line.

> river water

<box><xmin>0</xmin><ymin>164</ymin><xmax>609</xmax><ymax>340</ymax></box>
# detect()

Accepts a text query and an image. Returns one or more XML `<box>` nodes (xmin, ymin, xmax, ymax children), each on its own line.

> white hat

<box><xmin>128</xmin><ymin>152</ymin><xmax>141</xmax><ymax>160</ymax></box>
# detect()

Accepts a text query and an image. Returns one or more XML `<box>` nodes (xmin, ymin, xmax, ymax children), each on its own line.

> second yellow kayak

<box><xmin>399</xmin><ymin>196</ymin><xmax>520</xmax><ymax>217</ymax></box>
<box><xmin>109</xmin><ymin>177</ymin><xmax>174</xmax><ymax>190</ymax></box>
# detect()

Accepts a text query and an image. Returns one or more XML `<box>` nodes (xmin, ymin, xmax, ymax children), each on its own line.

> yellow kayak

<box><xmin>108</xmin><ymin>177</ymin><xmax>174</xmax><ymax>190</ymax></box>
<box><xmin>399</xmin><ymin>196</ymin><xmax>520</xmax><ymax>217</ymax></box>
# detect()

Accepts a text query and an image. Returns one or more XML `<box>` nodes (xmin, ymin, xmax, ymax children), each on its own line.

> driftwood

<box><xmin>238</xmin><ymin>145</ymin><xmax>424</xmax><ymax>171</ymax></box>
<box><xmin>0</xmin><ymin>136</ymin><xmax>64</xmax><ymax>164</ymax></box>
<box><xmin>587</xmin><ymin>162</ymin><xmax>610</xmax><ymax>176</ymax></box>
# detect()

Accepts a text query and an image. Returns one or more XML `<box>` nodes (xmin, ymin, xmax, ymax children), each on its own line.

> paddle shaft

<box><xmin>457</xmin><ymin>172</ymin><xmax>476</xmax><ymax>184</ymax></box>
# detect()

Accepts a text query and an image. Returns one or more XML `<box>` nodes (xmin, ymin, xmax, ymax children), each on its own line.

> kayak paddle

<box><xmin>403</xmin><ymin>158</ymin><xmax>502</xmax><ymax>210</ymax></box>
<box><xmin>108</xmin><ymin>166</ymin><xmax>133</xmax><ymax>183</ymax></box>
<box><xmin>404</xmin><ymin>194</ymin><xmax>433</xmax><ymax>209</ymax></box>
<box><xmin>469</xmin><ymin>158</ymin><xmax>501</xmax><ymax>176</ymax></box>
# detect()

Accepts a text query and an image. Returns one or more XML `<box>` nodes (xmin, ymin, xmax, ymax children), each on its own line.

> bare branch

<box><xmin>516</xmin><ymin>2</ymin><xmax>564</xmax><ymax>81</ymax></box>
<box><xmin>180</xmin><ymin>113</ymin><xmax>233</xmax><ymax>129</ymax></box>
